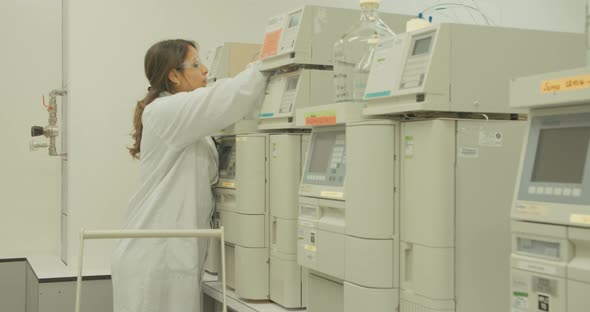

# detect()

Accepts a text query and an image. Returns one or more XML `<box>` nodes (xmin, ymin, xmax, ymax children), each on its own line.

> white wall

<box><xmin>0</xmin><ymin>0</ymin><xmax>62</xmax><ymax>257</ymax></box>
<box><xmin>379</xmin><ymin>0</ymin><xmax>585</xmax><ymax>33</ymax></box>
<box><xmin>0</xmin><ymin>0</ymin><xmax>584</xmax><ymax>271</ymax></box>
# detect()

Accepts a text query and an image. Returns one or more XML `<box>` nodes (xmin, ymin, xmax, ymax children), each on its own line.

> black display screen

<box><xmin>412</xmin><ymin>37</ymin><xmax>432</xmax><ymax>56</ymax></box>
<box><xmin>532</xmin><ymin>127</ymin><xmax>590</xmax><ymax>184</ymax></box>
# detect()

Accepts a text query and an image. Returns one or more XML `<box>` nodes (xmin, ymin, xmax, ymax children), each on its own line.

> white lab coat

<box><xmin>111</xmin><ymin>62</ymin><xmax>267</xmax><ymax>312</ymax></box>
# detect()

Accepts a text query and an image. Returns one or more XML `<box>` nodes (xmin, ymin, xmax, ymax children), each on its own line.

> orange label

<box><xmin>304</xmin><ymin>110</ymin><xmax>337</xmax><ymax>126</ymax></box>
<box><xmin>305</xmin><ymin>116</ymin><xmax>336</xmax><ymax>126</ymax></box>
<box><xmin>541</xmin><ymin>74</ymin><xmax>590</xmax><ymax>94</ymax></box>
<box><xmin>260</xmin><ymin>29</ymin><xmax>282</xmax><ymax>59</ymax></box>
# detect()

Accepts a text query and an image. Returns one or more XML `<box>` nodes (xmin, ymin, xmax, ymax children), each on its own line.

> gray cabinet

<box><xmin>0</xmin><ymin>260</ymin><xmax>26</xmax><ymax>312</ymax></box>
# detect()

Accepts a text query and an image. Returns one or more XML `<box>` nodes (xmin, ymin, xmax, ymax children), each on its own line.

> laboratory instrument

<box><xmin>510</xmin><ymin>67</ymin><xmax>590</xmax><ymax>312</ymax></box>
<box><xmin>363</xmin><ymin>24</ymin><xmax>585</xmax><ymax>116</ymax></box>
<box><xmin>399</xmin><ymin>118</ymin><xmax>526</xmax><ymax>312</ymax></box>
<box><xmin>259</xmin><ymin>5</ymin><xmax>411</xmax><ymax>71</ymax></box>
<box><xmin>296</xmin><ymin>104</ymin><xmax>398</xmax><ymax>312</ymax></box>
<box><xmin>257</xmin><ymin>69</ymin><xmax>332</xmax><ymax>130</ymax></box>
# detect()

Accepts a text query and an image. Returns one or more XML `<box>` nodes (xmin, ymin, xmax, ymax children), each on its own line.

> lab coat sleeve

<box><xmin>143</xmin><ymin>62</ymin><xmax>267</xmax><ymax>149</ymax></box>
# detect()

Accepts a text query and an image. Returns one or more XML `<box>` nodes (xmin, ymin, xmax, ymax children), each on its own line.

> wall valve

<box><xmin>31</xmin><ymin>126</ymin><xmax>44</xmax><ymax>137</ymax></box>
<box><xmin>29</xmin><ymin>89</ymin><xmax>67</xmax><ymax>156</ymax></box>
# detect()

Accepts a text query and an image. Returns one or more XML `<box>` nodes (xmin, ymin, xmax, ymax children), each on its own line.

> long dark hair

<box><xmin>129</xmin><ymin>39</ymin><xmax>197</xmax><ymax>159</ymax></box>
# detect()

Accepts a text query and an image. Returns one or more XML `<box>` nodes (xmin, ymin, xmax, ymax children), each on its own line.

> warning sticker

<box><xmin>514</xmin><ymin>203</ymin><xmax>549</xmax><ymax>216</ymax></box>
<box><xmin>304</xmin><ymin>110</ymin><xmax>337</xmax><ymax>126</ymax></box>
<box><xmin>221</xmin><ymin>182</ymin><xmax>235</xmax><ymax>188</ymax></box>
<box><xmin>260</xmin><ymin>29</ymin><xmax>283</xmax><ymax>58</ymax></box>
<box><xmin>479</xmin><ymin>131</ymin><xmax>503</xmax><ymax>147</ymax></box>
<box><xmin>260</xmin><ymin>15</ymin><xmax>285</xmax><ymax>59</ymax></box>
<box><xmin>541</xmin><ymin>74</ymin><xmax>590</xmax><ymax>94</ymax></box>
<box><xmin>304</xmin><ymin>244</ymin><xmax>317</xmax><ymax>252</ymax></box>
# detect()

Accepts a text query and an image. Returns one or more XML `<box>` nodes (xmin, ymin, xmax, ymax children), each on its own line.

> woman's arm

<box><xmin>143</xmin><ymin>62</ymin><xmax>267</xmax><ymax>149</ymax></box>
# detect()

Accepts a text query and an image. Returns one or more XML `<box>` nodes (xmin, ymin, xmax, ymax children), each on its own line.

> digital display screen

<box><xmin>308</xmin><ymin>132</ymin><xmax>336</xmax><ymax>173</ymax></box>
<box><xmin>531</xmin><ymin>127</ymin><xmax>590</xmax><ymax>184</ymax></box>
<box><xmin>412</xmin><ymin>37</ymin><xmax>432</xmax><ymax>56</ymax></box>
<box><xmin>286</xmin><ymin>76</ymin><xmax>299</xmax><ymax>91</ymax></box>
<box><xmin>517</xmin><ymin>238</ymin><xmax>560</xmax><ymax>259</ymax></box>
<box><xmin>288</xmin><ymin>11</ymin><xmax>301</xmax><ymax>28</ymax></box>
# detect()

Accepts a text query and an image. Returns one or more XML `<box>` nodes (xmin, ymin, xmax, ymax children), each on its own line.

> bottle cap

<box><xmin>360</xmin><ymin>0</ymin><xmax>380</xmax><ymax>5</ymax></box>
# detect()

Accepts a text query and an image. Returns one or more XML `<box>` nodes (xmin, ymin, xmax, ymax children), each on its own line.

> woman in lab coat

<box><xmin>111</xmin><ymin>39</ymin><xmax>267</xmax><ymax>312</ymax></box>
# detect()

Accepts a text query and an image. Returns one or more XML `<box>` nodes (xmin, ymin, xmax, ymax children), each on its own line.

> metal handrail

<box><xmin>75</xmin><ymin>228</ymin><xmax>227</xmax><ymax>312</ymax></box>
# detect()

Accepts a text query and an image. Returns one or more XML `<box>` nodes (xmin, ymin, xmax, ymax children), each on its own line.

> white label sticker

<box><xmin>300</xmin><ymin>220</ymin><xmax>314</xmax><ymax>228</ymax></box>
<box><xmin>305</xmin><ymin>251</ymin><xmax>317</xmax><ymax>262</ymax></box>
<box><xmin>459</xmin><ymin>147</ymin><xmax>480</xmax><ymax>158</ymax></box>
<box><xmin>320</xmin><ymin>191</ymin><xmax>343</xmax><ymax>198</ymax></box>
<box><xmin>363</xmin><ymin>36</ymin><xmax>405</xmax><ymax>99</ymax></box>
<box><xmin>272</xmin><ymin>143</ymin><xmax>278</xmax><ymax>159</ymax></box>
<box><xmin>297</xmin><ymin>228</ymin><xmax>305</xmax><ymax>239</ymax></box>
<box><xmin>405</xmin><ymin>136</ymin><xmax>414</xmax><ymax>159</ymax></box>
<box><xmin>479</xmin><ymin>131</ymin><xmax>504</xmax><ymax>147</ymax></box>
<box><xmin>570</xmin><ymin>214</ymin><xmax>590</xmax><ymax>225</ymax></box>
<box><xmin>373</xmin><ymin>36</ymin><xmax>395</xmax><ymax>71</ymax></box>
<box><xmin>517</xmin><ymin>261</ymin><xmax>558</xmax><ymax>275</ymax></box>
<box><xmin>512</xmin><ymin>295</ymin><xmax>529</xmax><ymax>310</ymax></box>
<box><xmin>512</xmin><ymin>278</ymin><xmax>530</xmax><ymax>290</ymax></box>
<box><xmin>265</xmin><ymin>14</ymin><xmax>285</xmax><ymax>32</ymax></box>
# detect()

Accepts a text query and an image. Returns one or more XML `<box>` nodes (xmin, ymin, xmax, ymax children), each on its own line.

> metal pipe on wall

<box><xmin>30</xmin><ymin>88</ymin><xmax>67</xmax><ymax>156</ymax></box>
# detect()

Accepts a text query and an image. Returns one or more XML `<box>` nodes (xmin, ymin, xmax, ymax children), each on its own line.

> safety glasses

<box><xmin>176</xmin><ymin>58</ymin><xmax>201</xmax><ymax>70</ymax></box>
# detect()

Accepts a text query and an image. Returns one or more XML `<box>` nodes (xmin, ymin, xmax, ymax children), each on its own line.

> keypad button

<box><xmin>528</xmin><ymin>186</ymin><xmax>536</xmax><ymax>194</ymax></box>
